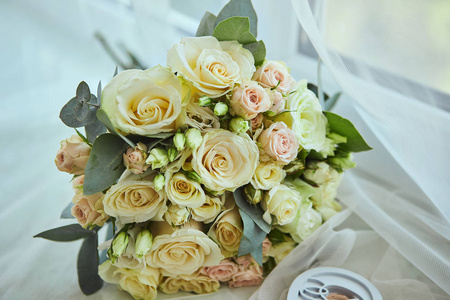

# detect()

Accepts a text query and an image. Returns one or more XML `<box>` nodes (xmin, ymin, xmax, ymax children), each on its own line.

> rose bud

<box><xmin>173</xmin><ymin>132</ymin><xmax>186</xmax><ymax>151</ymax></box>
<box><xmin>198</xmin><ymin>95</ymin><xmax>212</xmax><ymax>107</ymax></box>
<box><xmin>244</xmin><ymin>184</ymin><xmax>262</xmax><ymax>205</ymax></box>
<box><xmin>167</xmin><ymin>147</ymin><xmax>178</xmax><ymax>163</ymax></box>
<box><xmin>55</xmin><ymin>135</ymin><xmax>91</xmax><ymax>175</ymax></box>
<box><xmin>214</xmin><ymin>102</ymin><xmax>228</xmax><ymax>117</ymax></box>
<box><xmin>135</xmin><ymin>229</ymin><xmax>153</xmax><ymax>258</ymax></box>
<box><xmin>110</xmin><ymin>231</ymin><xmax>129</xmax><ymax>263</ymax></box>
<box><xmin>153</xmin><ymin>173</ymin><xmax>165</xmax><ymax>191</ymax></box>
<box><xmin>123</xmin><ymin>142</ymin><xmax>149</xmax><ymax>175</ymax></box>
<box><xmin>229</xmin><ymin>117</ymin><xmax>250</xmax><ymax>134</ymax></box>
<box><xmin>146</xmin><ymin>148</ymin><xmax>169</xmax><ymax>169</ymax></box>
<box><xmin>185</xmin><ymin>128</ymin><xmax>203</xmax><ymax>149</ymax></box>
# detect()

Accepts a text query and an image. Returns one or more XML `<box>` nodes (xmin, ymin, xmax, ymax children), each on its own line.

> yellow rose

<box><xmin>103</xmin><ymin>175</ymin><xmax>167</xmax><ymax>224</ymax></box>
<box><xmin>167</xmin><ymin>36</ymin><xmax>255</xmax><ymax>97</ymax></box>
<box><xmin>101</xmin><ymin>65</ymin><xmax>188</xmax><ymax>136</ymax></box>
<box><xmin>262</xmin><ymin>184</ymin><xmax>301</xmax><ymax>226</ymax></box>
<box><xmin>207</xmin><ymin>206</ymin><xmax>243</xmax><ymax>257</ymax></box>
<box><xmin>166</xmin><ymin>172</ymin><xmax>206</xmax><ymax>208</ymax></box>
<box><xmin>98</xmin><ymin>260</ymin><xmax>160</xmax><ymax>300</ymax></box>
<box><xmin>146</xmin><ymin>221</ymin><xmax>223</xmax><ymax>276</ymax></box>
<box><xmin>159</xmin><ymin>271</ymin><xmax>220</xmax><ymax>294</ymax></box>
<box><xmin>192</xmin><ymin>129</ymin><xmax>259</xmax><ymax>192</ymax></box>
<box><xmin>192</xmin><ymin>195</ymin><xmax>225</xmax><ymax>223</ymax></box>
<box><xmin>251</xmin><ymin>161</ymin><xmax>286</xmax><ymax>190</ymax></box>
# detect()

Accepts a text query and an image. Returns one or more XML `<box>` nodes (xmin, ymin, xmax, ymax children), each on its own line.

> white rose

<box><xmin>103</xmin><ymin>176</ymin><xmax>167</xmax><ymax>224</ymax></box>
<box><xmin>283</xmin><ymin>82</ymin><xmax>328</xmax><ymax>152</ymax></box>
<box><xmin>101</xmin><ymin>65</ymin><xmax>188</xmax><ymax>136</ymax></box>
<box><xmin>166</xmin><ymin>172</ymin><xmax>206</xmax><ymax>208</ymax></box>
<box><xmin>192</xmin><ymin>195</ymin><xmax>225</xmax><ymax>223</ymax></box>
<box><xmin>167</xmin><ymin>36</ymin><xmax>255</xmax><ymax>97</ymax></box>
<box><xmin>146</xmin><ymin>221</ymin><xmax>223</xmax><ymax>276</ymax></box>
<box><xmin>98</xmin><ymin>260</ymin><xmax>160</xmax><ymax>300</ymax></box>
<box><xmin>185</xmin><ymin>100</ymin><xmax>220</xmax><ymax>131</ymax></box>
<box><xmin>311</xmin><ymin>183</ymin><xmax>342</xmax><ymax>221</ymax></box>
<box><xmin>192</xmin><ymin>129</ymin><xmax>259</xmax><ymax>192</ymax></box>
<box><xmin>251</xmin><ymin>161</ymin><xmax>286</xmax><ymax>190</ymax></box>
<box><xmin>207</xmin><ymin>206</ymin><xmax>243</xmax><ymax>257</ymax></box>
<box><xmin>159</xmin><ymin>271</ymin><xmax>220</xmax><ymax>294</ymax></box>
<box><xmin>262</xmin><ymin>184</ymin><xmax>301</xmax><ymax>226</ymax></box>
<box><xmin>164</xmin><ymin>204</ymin><xmax>190</xmax><ymax>226</ymax></box>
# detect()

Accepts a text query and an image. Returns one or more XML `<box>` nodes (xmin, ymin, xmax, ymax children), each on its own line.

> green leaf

<box><xmin>233</xmin><ymin>187</ymin><xmax>271</xmax><ymax>233</ymax></box>
<box><xmin>60</xmin><ymin>97</ymin><xmax>97</xmax><ymax>128</ymax></box>
<box><xmin>34</xmin><ymin>224</ymin><xmax>93</xmax><ymax>242</ymax></box>
<box><xmin>307</xmin><ymin>149</ymin><xmax>326</xmax><ymax>161</ymax></box>
<box><xmin>60</xmin><ymin>202</ymin><xmax>75</xmax><ymax>219</ymax></box>
<box><xmin>238</xmin><ymin>209</ymin><xmax>266</xmax><ymax>265</ymax></box>
<box><xmin>196</xmin><ymin>11</ymin><xmax>217</xmax><ymax>37</ymax></box>
<box><xmin>267</xmin><ymin>228</ymin><xmax>289</xmax><ymax>245</ymax></box>
<box><xmin>75</xmin><ymin>128</ymin><xmax>92</xmax><ymax>146</ymax></box>
<box><xmin>96</xmin><ymin>109</ymin><xmax>135</xmax><ymax>147</ymax></box>
<box><xmin>213</xmin><ymin>17</ymin><xmax>257</xmax><ymax>45</ymax></box>
<box><xmin>324</xmin><ymin>111</ymin><xmax>372</xmax><ymax>152</ymax></box>
<box><xmin>215</xmin><ymin>0</ymin><xmax>258</xmax><ymax>37</ymax></box>
<box><xmin>243</xmin><ymin>40</ymin><xmax>266</xmax><ymax>67</ymax></box>
<box><xmin>83</xmin><ymin>133</ymin><xmax>128</xmax><ymax>195</ymax></box>
<box><xmin>77</xmin><ymin>233</ymin><xmax>103</xmax><ymax>295</ymax></box>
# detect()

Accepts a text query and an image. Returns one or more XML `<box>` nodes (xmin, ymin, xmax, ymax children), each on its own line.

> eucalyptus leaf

<box><xmin>96</xmin><ymin>109</ymin><xmax>135</xmax><ymax>147</ymax></box>
<box><xmin>99</xmin><ymin>222</ymin><xmax>114</xmax><ymax>264</ymax></box>
<box><xmin>77</xmin><ymin>233</ymin><xmax>104</xmax><ymax>295</ymax></box>
<box><xmin>60</xmin><ymin>202</ymin><xmax>75</xmax><ymax>219</ymax></box>
<box><xmin>243</xmin><ymin>40</ymin><xmax>266</xmax><ymax>67</ymax></box>
<box><xmin>34</xmin><ymin>224</ymin><xmax>93</xmax><ymax>242</ymax></box>
<box><xmin>74</xmin><ymin>102</ymin><xmax>90</xmax><ymax>121</ymax></box>
<box><xmin>76</xmin><ymin>81</ymin><xmax>91</xmax><ymax>103</ymax></box>
<box><xmin>113</xmin><ymin>66</ymin><xmax>118</xmax><ymax>77</ymax></box>
<box><xmin>213</xmin><ymin>17</ymin><xmax>257</xmax><ymax>45</ymax></box>
<box><xmin>233</xmin><ymin>187</ymin><xmax>271</xmax><ymax>233</ymax></box>
<box><xmin>83</xmin><ymin>133</ymin><xmax>128</xmax><ymax>195</ymax></box>
<box><xmin>238</xmin><ymin>209</ymin><xmax>266</xmax><ymax>265</ymax></box>
<box><xmin>196</xmin><ymin>11</ymin><xmax>217</xmax><ymax>37</ymax></box>
<box><xmin>85</xmin><ymin>120</ymin><xmax>107</xmax><ymax>143</ymax></box>
<box><xmin>250</xmin><ymin>244</ymin><xmax>263</xmax><ymax>266</ymax></box>
<box><xmin>324</xmin><ymin>111</ymin><xmax>372</xmax><ymax>152</ymax></box>
<box><xmin>60</xmin><ymin>97</ymin><xmax>97</xmax><ymax>128</ymax></box>
<box><xmin>215</xmin><ymin>0</ymin><xmax>258</xmax><ymax>37</ymax></box>
<box><xmin>97</xmin><ymin>81</ymin><xmax>102</xmax><ymax>103</ymax></box>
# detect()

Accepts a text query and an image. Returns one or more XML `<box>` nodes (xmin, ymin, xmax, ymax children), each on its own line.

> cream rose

<box><xmin>251</xmin><ymin>161</ymin><xmax>286</xmax><ymax>190</ymax></box>
<box><xmin>98</xmin><ymin>260</ymin><xmax>160</xmax><ymax>300</ymax></box>
<box><xmin>159</xmin><ymin>271</ymin><xmax>220</xmax><ymax>294</ymax></box>
<box><xmin>101</xmin><ymin>65</ymin><xmax>188</xmax><ymax>136</ymax></box>
<box><xmin>164</xmin><ymin>204</ymin><xmax>190</xmax><ymax>226</ymax></box>
<box><xmin>71</xmin><ymin>193</ymin><xmax>108</xmax><ymax>228</ymax></box>
<box><xmin>192</xmin><ymin>129</ymin><xmax>259</xmax><ymax>192</ymax></box>
<box><xmin>284</xmin><ymin>83</ymin><xmax>328</xmax><ymax>151</ymax></box>
<box><xmin>262</xmin><ymin>184</ymin><xmax>301</xmax><ymax>225</ymax></box>
<box><xmin>192</xmin><ymin>195</ymin><xmax>225</xmax><ymax>223</ymax></box>
<box><xmin>146</xmin><ymin>221</ymin><xmax>223</xmax><ymax>276</ymax></box>
<box><xmin>258</xmin><ymin>122</ymin><xmax>299</xmax><ymax>165</ymax></box>
<box><xmin>252</xmin><ymin>61</ymin><xmax>295</xmax><ymax>94</ymax></box>
<box><xmin>55</xmin><ymin>135</ymin><xmax>91</xmax><ymax>175</ymax></box>
<box><xmin>167</xmin><ymin>36</ymin><xmax>255</xmax><ymax>97</ymax></box>
<box><xmin>103</xmin><ymin>176</ymin><xmax>167</xmax><ymax>224</ymax></box>
<box><xmin>166</xmin><ymin>172</ymin><xmax>206</xmax><ymax>208</ymax></box>
<box><xmin>207</xmin><ymin>207</ymin><xmax>243</xmax><ymax>257</ymax></box>
<box><xmin>230</xmin><ymin>81</ymin><xmax>271</xmax><ymax>119</ymax></box>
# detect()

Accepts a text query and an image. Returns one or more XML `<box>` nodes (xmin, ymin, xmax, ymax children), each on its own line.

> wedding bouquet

<box><xmin>35</xmin><ymin>1</ymin><xmax>370</xmax><ymax>299</ymax></box>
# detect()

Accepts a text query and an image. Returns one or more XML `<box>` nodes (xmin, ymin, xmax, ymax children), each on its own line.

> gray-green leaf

<box><xmin>34</xmin><ymin>224</ymin><xmax>93</xmax><ymax>242</ymax></box>
<box><xmin>213</xmin><ymin>17</ymin><xmax>257</xmax><ymax>45</ymax></box>
<box><xmin>196</xmin><ymin>12</ymin><xmax>217</xmax><ymax>37</ymax></box>
<box><xmin>77</xmin><ymin>233</ymin><xmax>103</xmax><ymax>295</ymax></box>
<box><xmin>83</xmin><ymin>133</ymin><xmax>128</xmax><ymax>195</ymax></box>
<box><xmin>243</xmin><ymin>40</ymin><xmax>266</xmax><ymax>67</ymax></box>
<box><xmin>238</xmin><ymin>209</ymin><xmax>265</xmax><ymax>265</ymax></box>
<box><xmin>96</xmin><ymin>109</ymin><xmax>135</xmax><ymax>147</ymax></box>
<box><xmin>233</xmin><ymin>187</ymin><xmax>271</xmax><ymax>233</ymax></box>
<box><xmin>324</xmin><ymin>111</ymin><xmax>372</xmax><ymax>152</ymax></box>
<box><xmin>76</xmin><ymin>81</ymin><xmax>91</xmax><ymax>103</ymax></box>
<box><xmin>60</xmin><ymin>202</ymin><xmax>75</xmax><ymax>219</ymax></box>
<box><xmin>215</xmin><ymin>0</ymin><xmax>258</xmax><ymax>37</ymax></box>
<box><xmin>85</xmin><ymin>119</ymin><xmax>107</xmax><ymax>143</ymax></box>
<box><xmin>60</xmin><ymin>97</ymin><xmax>97</xmax><ymax>128</ymax></box>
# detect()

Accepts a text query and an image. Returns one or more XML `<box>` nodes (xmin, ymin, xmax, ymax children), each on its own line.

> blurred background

<box><xmin>1</xmin><ymin>0</ymin><xmax>449</xmax><ymax>299</ymax></box>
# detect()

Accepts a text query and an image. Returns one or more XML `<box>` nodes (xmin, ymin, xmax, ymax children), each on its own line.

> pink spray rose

<box><xmin>230</xmin><ymin>81</ymin><xmax>271</xmax><ymax>119</ymax></box>
<box><xmin>252</xmin><ymin>61</ymin><xmax>295</xmax><ymax>94</ymax></box>
<box><xmin>202</xmin><ymin>258</ymin><xmax>239</xmax><ymax>282</ymax></box>
<box><xmin>267</xmin><ymin>89</ymin><xmax>285</xmax><ymax>114</ymax></box>
<box><xmin>71</xmin><ymin>193</ymin><xmax>108</xmax><ymax>228</ymax></box>
<box><xmin>251</xmin><ymin>114</ymin><xmax>264</xmax><ymax>131</ymax></box>
<box><xmin>229</xmin><ymin>255</ymin><xmax>264</xmax><ymax>288</ymax></box>
<box><xmin>72</xmin><ymin>175</ymin><xmax>84</xmax><ymax>194</ymax></box>
<box><xmin>123</xmin><ymin>142</ymin><xmax>149</xmax><ymax>175</ymax></box>
<box><xmin>258</xmin><ymin>122</ymin><xmax>299</xmax><ymax>164</ymax></box>
<box><xmin>55</xmin><ymin>135</ymin><xmax>91</xmax><ymax>175</ymax></box>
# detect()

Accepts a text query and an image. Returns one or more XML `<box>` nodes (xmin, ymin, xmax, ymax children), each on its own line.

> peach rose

<box><xmin>258</xmin><ymin>122</ymin><xmax>299</xmax><ymax>165</ymax></box>
<box><xmin>252</xmin><ymin>61</ymin><xmax>295</xmax><ymax>94</ymax></box>
<box><xmin>267</xmin><ymin>89</ymin><xmax>285</xmax><ymax>114</ymax></box>
<box><xmin>123</xmin><ymin>142</ymin><xmax>149</xmax><ymax>175</ymax></box>
<box><xmin>71</xmin><ymin>193</ymin><xmax>108</xmax><ymax>228</ymax></box>
<box><xmin>202</xmin><ymin>258</ymin><xmax>238</xmax><ymax>282</ymax></box>
<box><xmin>229</xmin><ymin>255</ymin><xmax>263</xmax><ymax>288</ymax></box>
<box><xmin>55</xmin><ymin>135</ymin><xmax>91</xmax><ymax>175</ymax></box>
<box><xmin>72</xmin><ymin>175</ymin><xmax>84</xmax><ymax>194</ymax></box>
<box><xmin>230</xmin><ymin>81</ymin><xmax>271</xmax><ymax>119</ymax></box>
<box><xmin>251</xmin><ymin>114</ymin><xmax>264</xmax><ymax>131</ymax></box>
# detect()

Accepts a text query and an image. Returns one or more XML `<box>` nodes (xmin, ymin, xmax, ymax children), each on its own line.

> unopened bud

<box><xmin>153</xmin><ymin>173</ymin><xmax>165</xmax><ymax>191</ymax></box>
<box><xmin>214</xmin><ymin>102</ymin><xmax>228</xmax><ymax>116</ymax></box>
<box><xmin>146</xmin><ymin>148</ymin><xmax>169</xmax><ymax>169</ymax></box>
<box><xmin>110</xmin><ymin>231</ymin><xmax>129</xmax><ymax>263</ymax></box>
<box><xmin>198</xmin><ymin>95</ymin><xmax>212</xmax><ymax>107</ymax></box>
<box><xmin>244</xmin><ymin>184</ymin><xmax>262</xmax><ymax>205</ymax></box>
<box><xmin>173</xmin><ymin>132</ymin><xmax>186</xmax><ymax>151</ymax></box>
<box><xmin>186</xmin><ymin>171</ymin><xmax>202</xmax><ymax>183</ymax></box>
<box><xmin>135</xmin><ymin>229</ymin><xmax>153</xmax><ymax>258</ymax></box>
<box><xmin>185</xmin><ymin>128</ymin><xmax>202</xmax><ymax>149</ymax></box>
<box><xmin>168</xmin><ymin>147</ymin><xmax>178</xmax><ymax>162</ymax></box>
<box><xmin>229</xmin><ymin>117</ymin><xmax>250</xmax><ymax>134</ymax></box>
